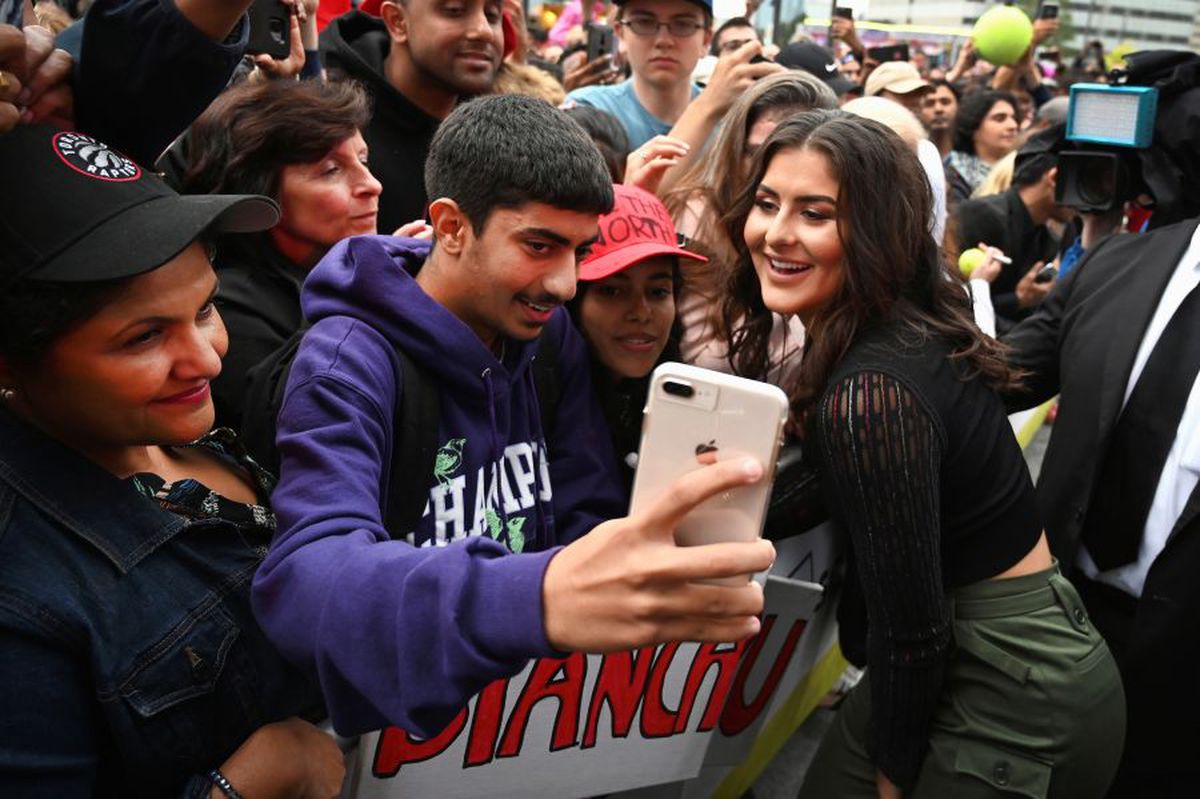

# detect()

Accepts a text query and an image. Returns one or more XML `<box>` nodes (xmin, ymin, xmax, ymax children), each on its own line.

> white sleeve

<box><xmin>918</xmin><ymin>140</ymin><xmax>948</xmax><ymax>246</ymax></box>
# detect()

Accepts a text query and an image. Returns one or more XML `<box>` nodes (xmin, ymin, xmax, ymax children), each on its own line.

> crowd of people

<box><xmin>1</xmin><ymin>0</ymin><xmax>1199</xmax><ymax>797</ymax></box>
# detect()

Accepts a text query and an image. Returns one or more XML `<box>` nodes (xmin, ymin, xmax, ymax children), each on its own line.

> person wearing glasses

<box><xmin>710</xmin><ymin>16</ymin><xmax>759</xmax><ymax>57</ymax></box>
<box><xmin>565</xmin><ymin>0</ymin><xmax>778</xmax><ymax>153</ymax></box>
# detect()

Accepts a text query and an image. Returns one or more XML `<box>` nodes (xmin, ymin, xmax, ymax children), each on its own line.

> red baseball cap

<box><xmin>579</xmin><ymin>184</ymin><xmax>706</xmax><ymax>282</ymax></box>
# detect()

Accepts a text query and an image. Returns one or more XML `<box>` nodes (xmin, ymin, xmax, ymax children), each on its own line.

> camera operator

<box><xmin>999</xmin><ymin>51</ymin><xmax>1200</xmax><ymax>797</ymax></box>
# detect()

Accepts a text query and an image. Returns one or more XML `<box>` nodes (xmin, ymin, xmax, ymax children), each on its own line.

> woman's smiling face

<box><xmin>578</xmin><ymin>257</ymin><xmax>677</xmax><ymax>380</ymax></box>
<box><xmin>743</xmin><ymin>145</ymin><xmax>845</xmax><ymax>324</ymax></box>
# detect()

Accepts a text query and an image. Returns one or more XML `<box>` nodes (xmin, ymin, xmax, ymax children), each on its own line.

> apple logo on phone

<box><xmin>695</xmin><ymin>440</ymin><xmax>719</xmax><ymax>464</ymax></box>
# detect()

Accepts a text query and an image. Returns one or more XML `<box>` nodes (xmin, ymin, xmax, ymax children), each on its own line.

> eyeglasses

<box><xmin>718</xmin><ymin>37</ymin><xmax>755</xmax><ymax>54</ymax></box>
<box><xmin>619</xmin><ymin>16</ymin><xmax>705</xmax><ymax>38</ymax></box>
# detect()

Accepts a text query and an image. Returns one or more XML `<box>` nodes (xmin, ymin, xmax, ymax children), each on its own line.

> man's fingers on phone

<box><xmin>654</xmin><ymin>615</ymin><xmax>762</xmax><ymax>645</ymax></box>
<box><xmin>668</xmin><ymin>579</ymin><xmax>765</xmax><ymax>618</ymax></box>
<box><xmin>19</xmin><ymin>26</ymin><xmax>54</xmax><ymax>80</ymax></box>
<box><xmin>641</xmin><ymin>457</ymin><xmax>764</xmax><ymax>531</ymax></box>
<box><xmin>0</xmin><ymin>68</ymin><xmax>21</xmax><ymax>103</ymax></box>
<box><xmin>0</xmin><ymin>101</ymin><xmax>19</xmax><ymax>133</ymax></box>
<box><xmin>0</xmin><ymin>24</ymin><xmax>22</xmax><ymax>54</ymax></box>
<box><xmin>21</xmin><ymin>47</ymin><xmax>69</xmax><ymax>103</ymax></box>
<box><xmin>654</xmin><ymin>539</ymin><xmax>775</xmax><ymax>582</ymax></box>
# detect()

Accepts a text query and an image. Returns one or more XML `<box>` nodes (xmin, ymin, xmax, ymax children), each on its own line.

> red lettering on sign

<box><xmin>581</xmin><ymin>646</ymin><xmax>655</xmax><ymax>748</ymax></box>
<box><xmin>719</xmin><ymin>616</ymin><xmax>808</xmax><ymax>736</ymax></box>
<box><xmin>676</xmin><ymin>640</ymin><xmax>748</xmax><ymax>733</ymax></box>
<box><xmin>639</xmin><ymin>641</ymin><xmax>681</xmax><ymax>738</ymax></box>
<box><xmin>371</xmin><ymin>708</ymin><xmax>467</xmax><ymax>778</ymax></box>
<box><xmin>497</xmin><ymin>654</ymin><xmax>587</xmax><ymax>757</ymax></box>
<box><xmin>463</xmin><ymin>678</ymin><xmax>509</xmax><ymax>767</ymax></box>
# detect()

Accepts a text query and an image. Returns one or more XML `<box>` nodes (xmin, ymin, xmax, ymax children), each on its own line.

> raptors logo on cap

<box><xmin>52</xmin><ymin>132</ymin><xmax>141</xmax><ymax>182</ymax></box>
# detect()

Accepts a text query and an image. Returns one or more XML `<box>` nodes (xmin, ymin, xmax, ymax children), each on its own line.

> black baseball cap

<box><xmin>777</xmin><ymin>42</ymin><xmax>857</xmax><ymax>96</ymax></box>
<box><xmin>0</xmin><ymin>124</ymin><xmax>279</xmax><ymax>287</ymax></box>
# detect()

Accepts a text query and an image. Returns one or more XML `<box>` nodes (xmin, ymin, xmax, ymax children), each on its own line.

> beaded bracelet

<box><xmin>208</xmin><ymin>769</ymin><xmax>245</xmax><ymax>799</ymax></box>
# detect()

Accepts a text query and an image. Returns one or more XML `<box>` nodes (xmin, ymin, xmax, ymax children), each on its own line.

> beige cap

<box><xmin>865</xmin><ymin>61</ymin><xmax>931</xmax><ymax>97</ymax></box>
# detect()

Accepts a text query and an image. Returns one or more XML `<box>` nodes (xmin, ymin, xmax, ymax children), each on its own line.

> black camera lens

<box><xmin>662</xmin><ymin>380</ymin><xmax>695</xmax><ymax>398</ymax></box>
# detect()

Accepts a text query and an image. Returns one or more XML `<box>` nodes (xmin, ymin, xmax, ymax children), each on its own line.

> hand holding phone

<box><xmin>542</xmin><ymin>455</ymin><xmax>776</xmax><ymax>652</ymax></box>
<box><xmin>586</xmin><ymin>23</ymin><xmax>616</xmax><ymax>65</ymax></box>
<box><xmin>247</xmin><ymin>0</ymin><xmax>292</xmax><ymax>60</ymax></box>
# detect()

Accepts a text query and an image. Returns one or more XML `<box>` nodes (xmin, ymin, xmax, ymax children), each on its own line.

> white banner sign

<box><xmin>344</xmin><ymin>523</ymin><xmax>842</xmax><ymax>799</ymax></box>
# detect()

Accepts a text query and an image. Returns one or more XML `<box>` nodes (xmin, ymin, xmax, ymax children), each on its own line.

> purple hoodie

<box><xmin>251</xmin><ymin>235</ymin><xmax>624</xmax><ymax>737</ymax></box>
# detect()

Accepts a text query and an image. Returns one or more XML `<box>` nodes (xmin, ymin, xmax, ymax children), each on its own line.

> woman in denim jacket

<box><xmin>0</xmin><ymin>125</ymin><xmax>344</xmax><ymax>798</ymax></box>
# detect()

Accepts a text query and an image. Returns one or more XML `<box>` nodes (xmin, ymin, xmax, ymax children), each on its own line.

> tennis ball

<box><xmin>959</xmin><ymin>248</ymin><xmax>987</xmax><ymax>277</ymax></box>
<box><xmin>972</xmin><ymin>6</ymin><xmax>1034</xmax><ymax>67</ymax></box>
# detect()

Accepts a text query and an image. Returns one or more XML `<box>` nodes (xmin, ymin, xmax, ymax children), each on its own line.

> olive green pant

<box><xmin>799</xmin><ymin>566</ymin><xmax>1126</xmax><ymax>798</ymax></box>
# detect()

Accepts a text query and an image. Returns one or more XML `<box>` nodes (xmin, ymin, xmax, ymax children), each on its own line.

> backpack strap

<box><xmin>240</xmin><ymin>324</ymin><xmax>310</xmax><ymax>475</ymax></box>
<box><xmin>382</xmin><ymin>348</ymin><xmax>441</xmax><ymax>540</ymax></box>
<box><xmin>531</xmin><ymin>329</ymin><xmax>561</xmax><ymax>440</ymax></box>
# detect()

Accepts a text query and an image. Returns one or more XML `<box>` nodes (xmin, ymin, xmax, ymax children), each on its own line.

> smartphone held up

<box><xmin>629</xmin><ymin>363</ymin><xmax>788</xmax><ymax>583</ymax></box>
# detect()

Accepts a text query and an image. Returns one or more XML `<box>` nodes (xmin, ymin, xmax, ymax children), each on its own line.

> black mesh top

<box><xmin>810</xmin><ymin>324</ymin><xmax>1042</xmax><ymax>790</ymax></box>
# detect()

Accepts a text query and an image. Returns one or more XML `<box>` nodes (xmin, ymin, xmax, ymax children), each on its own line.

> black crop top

<box><xmin>810</xmin><ymin>324</ymin><xmax>1041</xmax><ymax>790</ymax></box>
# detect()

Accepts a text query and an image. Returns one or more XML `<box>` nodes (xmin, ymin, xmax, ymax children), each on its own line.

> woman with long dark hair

<box><xmin>721</xmin><ymin>110</ymin><xmax>1124</xmax><ymax>797</ymax></box>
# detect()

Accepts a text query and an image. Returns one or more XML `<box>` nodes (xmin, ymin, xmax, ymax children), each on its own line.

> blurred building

<box><xmin>861</xmin><ymin>0</ymin><xmax>1197</xmax><ymax>53</ymax></box>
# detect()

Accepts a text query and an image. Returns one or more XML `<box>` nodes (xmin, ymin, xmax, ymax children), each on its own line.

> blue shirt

<box><xmin>566</xmin><ymin>79</ymin><xmax>700</xmax><ymax>149</ymax></box>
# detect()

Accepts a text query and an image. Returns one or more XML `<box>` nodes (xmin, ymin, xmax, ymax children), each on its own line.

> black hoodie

<box><xmin>320</xmin><ymin>12</ymin><xmax>442</xmax><ymax>233</ymax></box>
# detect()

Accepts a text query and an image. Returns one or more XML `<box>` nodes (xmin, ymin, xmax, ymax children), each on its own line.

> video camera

<box><xmin>1055</xmin><ymin>50</ymin><xmax>1200</xmax><ymax>227</ymax></box>
<box><xmin>1057</xmin><ymin>84</ymin><xmax>1155</xmax><ymax>212</ymax></box>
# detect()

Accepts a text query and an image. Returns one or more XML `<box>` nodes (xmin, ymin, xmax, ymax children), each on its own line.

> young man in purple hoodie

<box><xmin>252</xmin><ymin>95</ymin><xmax>775</xmax><ymax>739</ymax></box>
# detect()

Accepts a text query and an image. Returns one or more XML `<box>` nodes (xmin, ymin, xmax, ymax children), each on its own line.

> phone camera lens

<box><xmin>662</xmin><ymin>380</ymin><xmax>695</xmax><ymax>398</ymax></box>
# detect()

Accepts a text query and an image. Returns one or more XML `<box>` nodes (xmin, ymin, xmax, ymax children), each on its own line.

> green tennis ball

<box><xmin>959</xmin><ymin>248</ymin><xmax>987</xmax><ymax>277</ymax></box>
<box><xmin>972</xmin><ymin>6</ymin><xmax>1034</xmax><ymax>67</ymax></box>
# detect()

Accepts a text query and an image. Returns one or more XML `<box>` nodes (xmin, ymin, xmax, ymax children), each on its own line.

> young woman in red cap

<box><xmin>568</xmin><ymin>183</ymin><xmax>706</xmax><ymax>488</ymax></box>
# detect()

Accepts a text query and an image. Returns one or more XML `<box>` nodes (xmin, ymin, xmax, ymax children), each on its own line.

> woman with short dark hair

<box><xmin>183</xmin><ymin>79</ymin><xmax>402</xmax><ymax>429</ymax></box>
<box><xmin>945</xmin><ymin>89</ymin><xmax>1021</xmax><ymax>208</ymax></box>
<box><xmin>722</xmin><ymin>110</ymin><xmax>1124</xmax><ymax>797</ymax></box>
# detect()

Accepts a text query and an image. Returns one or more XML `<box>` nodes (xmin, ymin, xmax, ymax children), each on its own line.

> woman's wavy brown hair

<box><xmin>720</xmin><ymin>110</ymin><xmax>1022</xmax><ymax>423</ymax></box>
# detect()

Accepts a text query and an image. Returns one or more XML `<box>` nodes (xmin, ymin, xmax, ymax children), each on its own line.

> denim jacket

<box><xmin>0</xmin><ymin>410</ymin><xmax>324</xmax><ymax>798</ymax></box>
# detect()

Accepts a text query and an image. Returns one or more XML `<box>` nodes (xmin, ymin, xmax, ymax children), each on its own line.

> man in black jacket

<box><xmin>320</xmin><ymin>0</ymin><xmax>502</xmax><ymax>232</ymax></box>
<box><xmin>1002</xmin><ymin>217</ymin><xmax>1200</xmax><ymax>797</ymax></box>
<box><xmin>955</xmin><ymin>147</ymin><xmax>1072</xmax><ymax>330</ymax></box>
